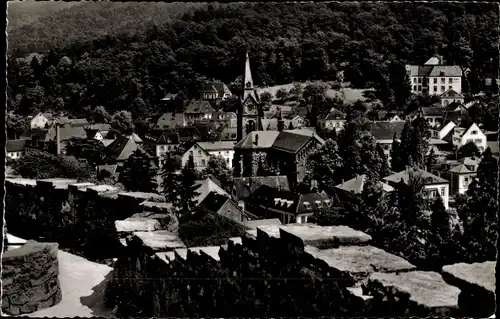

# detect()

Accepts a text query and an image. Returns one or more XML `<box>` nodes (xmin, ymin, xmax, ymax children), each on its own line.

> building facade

<box><xmin>406</xmin><ymin>56</ymin><xmax>463</xmax><ymax>95</ymax></box>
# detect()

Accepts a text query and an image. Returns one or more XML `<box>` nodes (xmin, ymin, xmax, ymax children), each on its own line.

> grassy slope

<box><xmin>8</xmin><ymin>2</ymin><xmax>205</xmax><ymax>53</ymax></box>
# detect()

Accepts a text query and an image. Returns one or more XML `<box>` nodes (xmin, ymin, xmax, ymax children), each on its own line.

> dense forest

<box><xmin>7</xmin><ymin>2</ymin><xmax>499</xmax><ymax>119</ymax></box>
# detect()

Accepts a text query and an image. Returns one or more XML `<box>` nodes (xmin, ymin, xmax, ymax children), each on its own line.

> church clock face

<box><xmin>246</xmin><ymin>104</ymin><xmax>254</xmax><ymax>112</ymax></box>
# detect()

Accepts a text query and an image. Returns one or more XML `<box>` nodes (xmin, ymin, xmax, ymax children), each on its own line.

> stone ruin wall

<box><xmin>4</xmin><ymin>178</ymin><xmax>175</xmax><ymax>258</ymax></box>
<box><xmin>106</xmin><ymin>223</ymin><xmax>496</xmax><ymax>318</ymax></box>
<box><xmin>2</xmin><ymin>241</ymin><xmax>62</xmax><ymax>315</ymax></box>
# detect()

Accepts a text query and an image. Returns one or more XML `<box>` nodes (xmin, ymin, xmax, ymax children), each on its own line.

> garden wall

<box><xmin>4</xmin><ymin>178</ymin><xmax>174</xmax><ymax>260</ymax></box>
<box><xmin>105</xmin><ymin>223</ymin><xmax>496</xmax><ymax>317</ymax></box>
<box><xmin>2</xmin><ymin>241</ymin><xmax>61</xmax><ymax>315</ymax></box>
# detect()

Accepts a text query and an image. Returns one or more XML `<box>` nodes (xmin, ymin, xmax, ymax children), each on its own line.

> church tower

<box><xmin>237</xmin><ymin>52</ymin><xmax>262</xmax><ymax>142</ymax></box>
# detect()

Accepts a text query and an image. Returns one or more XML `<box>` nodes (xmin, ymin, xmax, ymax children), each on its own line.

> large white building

<box><xmin>178</xmin><ymin>141</ymin><xmax>236</xmax><ymax>171</ymax></box>
<box><xmin>450</xmin><ymin>123</ymin><xmax>487</xmax><ymax>153</ymax></box>
<box><xmin>406</xmin><ymin>56</ymin><xmax>463</xmax><ymax>96</ymax></box>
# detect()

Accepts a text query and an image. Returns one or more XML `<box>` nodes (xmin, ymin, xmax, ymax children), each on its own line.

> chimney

<box><xmin>56</xmin><ymin>123</ymin><xmax>61</xmax><ymax>155</ymax></box>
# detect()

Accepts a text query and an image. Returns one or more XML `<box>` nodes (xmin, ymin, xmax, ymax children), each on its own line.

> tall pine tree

<box><xmin>119</xmin><ymin>149</ymin><xmax>158</xmax><ymax>193</ymax></box>
<box><xmin>390</xmin><ymin>132</ymin><xmax>404</xmax><ymax>172</ymax></box>
<box><xmin>175</xmin><ymin>155</ymin><xmax>201</xmax><ymax>219</ymax></box>
<box><xmin>161</xmin><ymin>155</ymin><xmax>181</xmax><ymax>204</ymax></box>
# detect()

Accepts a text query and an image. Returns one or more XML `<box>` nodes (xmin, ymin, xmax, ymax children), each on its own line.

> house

<box><xmin>193</xmin><ymin>176</ymin><xmax>230</xmax><ymax>204</ymax></box>
<box><xmin>216</xmin><ymin>125</ymin><xmax>238</xmax><ymax>141</ymax></box>
<box><xmin>177</xmin><ymin>141</ymin><xmax>237</xmax><ymax>171</ymax></box>
<box><xmin>155</xmin><ymin>112</ymin><xmax>186</xmax><ymax>129</ymax></box>
<box><xmin>369</xmin><ymin>111</ymin><xmax>404</xmax><ymax>122</ymax></box>
<box><xmin>317</xmin><ymin>108</ymin><xmax>346</xmax><ymax>131</ymax></box>
<box><xmin>57</xmin><ymin>117</ymin><xmax>89</xmax><ymax>127</ymax></box>
<box><xmin>105</xmin><ymin>135</ymin><xmax>140</xmax><ymax>169</ymax></box>
<box><xmin>447</xmin><ymin>123</ymin><xmax>487</xmax><ymax>153</ymax></box>
<box><xmin>335</xmin><ymin>174</ymin><xmax>394</xmax><ymax>199</ymax></box>
<box><xmin>24</xmin><ymin>124</ymin><xmax>87</xmax><ymax>154</ymax></box>
<box><xmin>244</xmin><ymin>184</ymin><xmax>333</xmax><ymax>224</ymax></box>
<box><xmin>485</xmin><ymin>131</ymin><xmax>499</xmax><ymax>156</ymax></box>
<box><xmin>198</xmin><ymin>192</ymin><xmax>245</xmax><ymax>224</ymax></box>
<box><xmin>233</xmin><ymin>129</ymin><xmax>325</xmax><ymax>190</ymax></box>
<box><xmin>367</xmin><ymin>121</ymin><xmax>406</xmax><ymax>165</ymax></box>
<box><xmin>200</xmin><ymin>81</ymin><xmax>232</xmax><ymax>101</ymax></box>
<box><xmin>405</xmin><ymin>56</ymin><xmax>463</xmax><ymax>95</ymax></box>
<box><xmin>160</xmin><ymin>92</ymin><xmax>186</xmax><ymax>112</ymax></box>
<box><xmin>85</xmin><ymin>124</ymin><xmax>111</xmax><ymax>141</ymax></box>
<box><xmin>448</xmin><ymin>157</ymin><xmax>480</xmax><ymax>195</ymax></box>
<box><xmin>414</xmin><ymin>107</ymin><xmax>447</xmax><ymax>128</ymax></box>
<box><xmin>211</xmin><ymin>111</ymin><xmax>238</xmax><ymax>128</ymax></box>
<box><xmin>440</xmin><ymin>89</ymin><xmax>465</xmax><ymax>107</ymax></box>
<box><xmin>383</xmin><ymin>167</ymin><xmax>450</xmax><ymax>209</ymax></box>
<box><xmin>6</xmin><ymin>140</ymin><xmax>26</xmax><ymax>160</ymax></box>
<box><xmin>145</xmin><ymin>130</ymin><xmax>181</xmax><ymax>166</ymax></box>
<box><xmin>27</xmin><ymin>112</ymin><xmax>52</xmax><ymax>129</ymax></box>
<box><xmin>184</xmin><ymin>99</ymin><xmax>217</xmax><ymax>123</ymax></box>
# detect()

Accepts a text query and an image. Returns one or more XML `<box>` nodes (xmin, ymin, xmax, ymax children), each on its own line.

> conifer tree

<box><xmin>390</xmin><ymin>132</ymin><xmax>404</xmax><ymax>172</ymax></box>
<box><xmin>119</xmin><ymin>149</ymin><xmax>158</xmax><ymax>193</ymax></box>
<box><xmin>175</xmin><ymin>155</ymin><xmax>201</xmax><ymax>219</ymax></box>
<box><xmin>161</xmin><ymin>155</ymin><xmax>181</xmax><ymax>204</ymax></box>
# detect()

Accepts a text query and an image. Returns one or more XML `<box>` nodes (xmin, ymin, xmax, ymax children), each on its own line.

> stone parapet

<box><xmin>2</xmin><ymin>240</ymin><xmax>62</xmax><ymax>315</ymax></box>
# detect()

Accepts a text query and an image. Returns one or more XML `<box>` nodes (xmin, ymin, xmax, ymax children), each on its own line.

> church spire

<box><xmin>244</xmin><ymin>51</ymin><xmax>254</xmax><ymax>89</ymax></box>
<box><xmin>242</xmin><ymin>52</ymin><xmax>258</xmax><ymax>103</ymax></box>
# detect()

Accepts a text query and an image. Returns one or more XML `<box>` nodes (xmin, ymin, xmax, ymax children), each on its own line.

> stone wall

<box><xmin>105</xmin><ymin>223</ymin><xmax>495</xmax><ymax>317</ymax></box>
<box><xmin>4</xmin><ymin>178</ymin><xmax>175</xmax><ymax>260</ymax></box>
<box><xmin>2</xmin><ymin>241</ymin><xmax>62</xmax><ymax>315</ymax></box>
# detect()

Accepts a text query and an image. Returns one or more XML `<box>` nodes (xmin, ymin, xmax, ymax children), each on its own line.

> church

<box><xmin>232</xmin><ymin>52</ymin><xmax>325</xmax><ymax>200</ymax></box>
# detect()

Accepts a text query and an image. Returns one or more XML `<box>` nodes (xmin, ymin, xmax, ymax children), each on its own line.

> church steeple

<box><xmin>244</xmin><ymin>51</ymin><xmax>254</xmax><ymax>89</ymax></box>
<box><xmin>242</xmin><ymin>51</ymin><xmax>258</xmax><ymax>103</ymax></box>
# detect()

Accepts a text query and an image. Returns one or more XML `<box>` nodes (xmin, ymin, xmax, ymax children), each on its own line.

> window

<box><xmin>429</xmin><ymin>190</ymin><xmax>437</xmax><ymax>198</ymax></box>
<box><xmin>303</xmin><ymin>202</ymin><xmax>311</xmax><ymax>210</ymax></box>
<box><xmin>201</xmin><ymin>159</ymin><xmax>206</xmax><ymax>165</ymax></box>
<box><xmin>479</xmin><ymin>146</ymin><xmax>484</xmax><ymax>152</ymax></box>
<box><xmin>464</xmin><ymin>177</ymin><xmax>469</xmax><ymax>185</ymax></box>
<box><xmin>466</xmin><ymin>139</ymin><xmax>473</xmax><ymax>144</ymax></box>
<box><xmin>413</xmin><ymin>78</ymin><xmax>417</xmax><ymax>84</ymax></box>
<box><xmin>471</xmin><ymin>130</ymin><xmax>477</xmax><ymax>135</ymax></box>
<box><xmin>418</xmin><ymin>85</ymin><xmax>422</xmax><ymax>91</ymax></box>
<box><xmin>384</xmin><ymin>145</ymin><xmax>390</xmax><ymax>150</ymax></box>
<box><xmin>441</xmin><ymin>78</ymin><xmax>445</xmax><ymax>84</ymax></box>
<box><xmin>198</xmin><ymin>150</ymin><xmax>201</xmax><ymax>155</ymax></box>
<box><xmin>475</xmin><ymin>139</ymin><xmax>482</xmax><ymax>144</ymax></box>
<box><xmin>218</xmin><ymin>151</ymin><xmax>221</xmax><ymax>155</ymax></box>
<box><xmin>433</xmin><ymin>86</ymin><xmax>437</xmax><ymax>92</ymax></box>
<box><xmin>441</xmin><ymin>86</ymin><xmax>445</xmax><ymax>92</ymax></box>
<box><xmin>433</xmin><ymin>78</ymin><xmax>437</xmax><ymax>84</ymax></box>
<box><xmin>413</xmin><ymin>85</ymin><xmax>417</xmax><ymax>91</ymax></box>
<box><xmin>226</xmin><ymin>158</ymin><xmax>230</xmax><ymax>163</ymax></box>
<box><xmin>440</xmin><ymin>187</ymin><xmax>445</xmax><ymax>196</ymax></box>
<box><xmin>418</xmin><ymin>78</ymin><xmax>422</xmax><ymax>84</ymax></box>
<box><xmin>444</xmin><ymin>100</ymin><xmax>449</xmax><ymax>106</ymax></box>
<box><xmin>449</xmin><ymin>78</ymin><xmax>453</xmax><ymax>84</ymax></box>
<box><xmin>449</xmin><ymin>86</ymin><xmax>452</xmax><ymax>90</ymax></box>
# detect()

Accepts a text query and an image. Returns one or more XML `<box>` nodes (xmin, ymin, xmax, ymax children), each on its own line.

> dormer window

<box><xmin>303</xmin><ymin>202</ymin><xmax>311</xmax><ymax>210</ymax></box>
<box><xmin>471</xmin><ymin>130</ymin><xmax>477</xmax><ymax>135</ymax></box>
<box><xmin>274</xmin><ymin>198</ymin><xmax>281</xmax><ymax>206</ymax></box>
<box><xmin>324</xmin><ymin>200</ymin><xmax>332</xmax><ymax>207</ymax></box>
<box><xmin>315</xmin><ymin>200</ymin><xmax>323</xmax><ymax>209</ymax></box>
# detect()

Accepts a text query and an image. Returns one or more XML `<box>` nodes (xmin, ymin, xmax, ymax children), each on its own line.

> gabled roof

<box><xmin>184</xmin><ymin>99</ymin><xmax>216</xmax><ymax>114</ymax></box>
<box><xmin>161</xmin><ymin>93</ymin><xmax>178</xmax><ymax>101</ymax></box>
<box><xmin>194</xmin><ymin>176</ymin><xmax>229</xmax><ymax>204</ymax></box>
<box><xmin>197</xmin><ymin>141</ymin><xmax>236</xmax><ymax>152</ymax></box>
<box><xmin>429</xmin><ymin>65</ymin><xmax>463</xmax><ymax>77</ymax></box>
<box><xmin>235</xmin><ymin>131</ymin><xmax>280</xmax><ymax>149</ymax></box>
<box><xmin>200</xmin><ymin>82</ymin><xmax>232</xmax><ymax>98</ymax></box>
<box><xmin>127</xmin><ymin>133</ymin><xmax>143</xmax><ymax>143</ymax></box>
<box><xmin>335</xmin><ymin>174</ymin><xmax>394</xmax><ymax>194</ymax></box>
<box><xmin>247</xmin><ymin>185</ymin><xmax>332</xmax><ymax>215</ymax></box>
<box><xmin>449</xmin><ymin>163</ymin><xmax>473</xmax><ymax>174</ymax></box>
<box><xmin>6</xmin><ymin>139</ymin><xmax>26</xmax><ymax>153</ymax></box>
<box><xmin>47</xmin><ymin>125</ymin><xmax>87</xmax><ymax>141</ymax></box>
<box><xmin>156</xmin><ymin>131</ymin><xmax>180</xmax><ymax>145</ymax></box>
<box><xmin>421</xmin><ymin>107</ymin><xmax>447</xmax><ymax>116</ymax></box>
<box><xmin>383</xmin><ymin>167</ymin><xmax>449</xmax><ymax>185</ymax></box>
<box><xmin>106</xmin><ymin>135</ymin><xmax>138</xmax><ymax>161</ymax></box>
<box><xmin>406</xmin><ymin>65</ymin><xmax>433</xmax><ymax>77</ymax></box>
<box><xmin>271</xmin><ymin>131</ymin><xmax>312</xmax><ymax>154</ymax></box>
<box><xmin>368</xmin><ymin>121</ymin><xmax>406</xmax><ymax>140</ymax></box>
<box><xmin>233</xmin><ymin>176</ymin><xmax>290</xmax><ymax>200</ymax></box>
<box><xmin>324</xmin><ymin>108</ymin><xmax>346</xmax><ymax>120</ymax></box>
<box><xmin>440</xmin><ymin>89</ymin><xmax>464</xmax><ymax>99</ymax></box>
<box><xmin>199</xmin><ymin>192</ymin><xmax>232</xmax><ymax>214</ymax></box>
<box><xmin>156</xmin><ymin>112</ymin><xmax>185</xmax><ymax>129</ymax></box>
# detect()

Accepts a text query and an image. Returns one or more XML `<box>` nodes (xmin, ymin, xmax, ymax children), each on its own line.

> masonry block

<box><xmin>280</xmin><ymin>224</ymin><xmax>372</xmax><ymax>249</ymax></box>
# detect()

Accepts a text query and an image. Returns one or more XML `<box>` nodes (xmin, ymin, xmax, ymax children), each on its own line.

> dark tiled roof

<box><xmin>421</xmin><ymin>107</ymin><xmax>446</xmax><ymax>116</ymax></box>
<box><xmin>440</xmin><ymin>89</ymin><xmax>464</xmax><ymax>99</ymax></box>
<box><xmin>235</xmin><ymin>131</ymin><xmax>280</xmax><ymax>149</ymax></box>
<box><xmin>6</xmin><ymin>139</ymin><xmax>26</xmax><ymax>152</ymax></box>
<box><xmin>185</xmin><ymin>99</ymin><xmax>216</xmax><ymax>114</ymax></box>
<box><xmin>324</xmin><ymin>108</ymin><xmax>346</xmax><ymax>120</ymax></box>
<box><xmin>368</xmin><ymin>121</ymin><xmax>406</xmax><ymax>140</ymax></box>
<box><xmin>199</xmin><ymin>191</ymin><xmax>231</xmax><ymax>213</ymax></box>
<box><xmin>106</xmin><ymin>135</ymin><xmax>138</xmax><ymax>161</ymax></box>
<box><xmin>200</xmin><ymin>82</ymin><xmax>232</xmax><ymax>99</ymax></box>
<box><xmin>156</xmin><ymin>131</ymin><xmax>180</xmax><ymax>145</ymax></box>
<box><xmin>247</xmin><ymin>185</ymin><xmax>332</xmax><ymax>215</ymax></box>
<box><xmin>45</xmin><ymin>125</ymin><xmax>87</xmax><ymax>141</ymax></box>
<box><xmin>271</xmin><ymin>131</ymin><xmax>312</xmax><ymax>153</ymax></box>
<box><xmin>232</xmin><ymin>176</ymin><xmax>290</xmax><ymax>200</ymax></box>
<box><xmin>383</xmin><ymin>167</ymin><xmax>449</xmax><ymax>185</ymax></box>
<box><xmin>176</xmin><ymin>126</ymin><xmax>202</xmax><ymax>142</ymax></box>
<box><xmin>429</xmin><ymin>66</ymin><xmax>463</xmax><ymax>77</ymax></box>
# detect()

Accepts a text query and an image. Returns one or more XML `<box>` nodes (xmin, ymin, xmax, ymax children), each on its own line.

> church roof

<box><xmin>234</xmin><ymin>131</ymin><xmax>280</xmax><ymax>149</ymax></box>
<box><xmin>271</xmin><ymin>132</ymin><xmax>312</xmax><ymax>153</ymax></box>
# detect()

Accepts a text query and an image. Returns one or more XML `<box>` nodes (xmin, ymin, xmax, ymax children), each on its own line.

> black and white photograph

<box><xmin>2</xmin><ymin>1</ymin><xmax>498</xmax><ymax>317</ymax></box>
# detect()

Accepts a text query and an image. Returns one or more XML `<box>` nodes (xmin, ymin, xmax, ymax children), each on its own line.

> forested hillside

<box><xmin>7</xmin><ymin>2</ymin><xmax>499</xmax><ymax>119</ymax></box>
<box><xmin>8</xmin><ymin>1</ymin><xmax>206</xmax><ymax>54</ymax></box>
